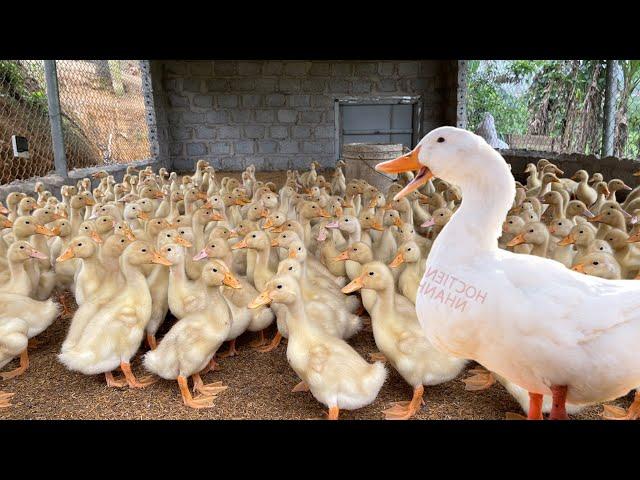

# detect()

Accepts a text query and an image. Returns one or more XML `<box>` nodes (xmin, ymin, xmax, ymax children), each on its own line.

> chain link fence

<box><xmin>464</xmin><ymin>60</ymin><xmax>640</xmax><ymax>159</ymax></box>
<box><xmin>0</xmin><ymin>60</ymin><xmax>152</xmax><ymax>185</ymax></box>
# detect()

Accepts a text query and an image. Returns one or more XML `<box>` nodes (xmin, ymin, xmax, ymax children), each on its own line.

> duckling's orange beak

<box><xmin>333</xmin><ymin>251</ymin><xmax>350</xmax><ymax>261</ymax></box>
<box><xmin>572</xmin><ymin>263</ymin><xmax>587</xmax><ymax>274</ymax></box>
<box><xmin>151</xmin><ymin>250</ymin><xmax>172</xmax><ymax>266</ymax></box>
<box><xmin>389</xmin><ymin>252</ymin><xmax>405</xmax><ymax>268</ymax></box>
<box><xmin>228</xmin><ymin>229</ymin><xmax>239</xmax><ymax>238</ymax></box>
<box><xmin>124</xmin><ymin>228</ymin><xmax>136</xmax><ymax>241</ymax></box>
<box><xmin>248</xmin><ymin>290</ymin><xmax>272</xmax><ymax>309</ymax></box>
<box><xmin>288</xmin><ymin>249</ymin><xmax>298</xmax><ymax>259</ymax></box>
<box><xmin>210</xmin><ymin>211</ymin><xmax>224</xmax><ymax>222</ymax></box>
<box><xmin>259</xmin><ymin>209</ymin><xmax>269</xmax><ymax>218</ymax></box>
<box><xmin>175</xmin><ymin>235</ymin><xmax>192</xmax><ymax>248</ymax></box>
<box><xmin>1</xmin><ymin>218</ymin><xmax>13</xmax><ymax>228</ymax></box>
<box><xmin>370</xmin><ymin>221</ymin><xmax>385</xmax><ymax>232</ymax></box>
<box><xmin>588</xmin><ymin>213</ymin><xmax>605</xmax><ymax>223</ymax></box>
<box><xmin>270</xmin><ymin>225</ymin><xmax>285</xmax><ymax>233</ymax></box>
<box><xmin>223</xmin><ymin>272</ymin><xmax>242</xmax><ymax>289</ymax></box>
<box><xmin>196</xmin><ymin>192</ymin><xmax>209</xmax><ymax>201</ymax></box>
<box><xmin>193</xmin><ymin>248</ymin><xmax>209</xmax><ymax>261</ymax></box>
<box><xmin>318</xmin><ymin>208</ymin><xmax>331</xmax><ymax>218</ymax></box>
<box><xmin>334</xmin><ymin>206</ymin><xmax>343</xmax><ymax>217</ymax></box>
<box><xmin>507</xmin><ymin>233</ymin><xmax>526</xmax><ymax>247</ymax></box>
<box><xmin>89</xmin><ymin>230</ymin><xmax>103</xmax><ymax>244</ymax></box>
<box><xmin>56</xmin><ymin>246</ymin><xmax>75</xmax><ymax>262</ymax></box>
<box><xmin>51</xmin><ymin>212</ymin><xmax>65</xmax><ymax>220</ymax></box>
<box><xmin>137</xmin><ymin>211</ymin><xmax>150</xmax><ymax>221</ymax></box>
<box><xmin>382</xmin><ymin>203</ymin><xmax>393</xmax><ymax>210</ymax></box>
<box><xmin>35</xmin><ymin>224</ymin><xmax>56</xmax><ymax>236</ymax></box>
<box><xmin>376</xmin><ymin>146</ymin><xmax>432</xmax><ymax>201</ymax></box>
<box><xmin>393</xmin><ymin>216</ymin><xmax>403</xmax><ymax>228</ymax></box>
<box><xmin>29</xmin><ymin>248</ymin><xmax>48</xmax><ymax>260</ymax></box>
<box><xmin>152</xmin><ymin>190</ymin><xmax>166</xmax><ymax>199</ymax></box>
<box><xmin>342</xmin><ymin>274</ymin><xmax>365</xmax><ymax>293</ymax></box>
<box><xmin>231</xmin><ymin>239</ymin><xmax>249</xmax><ymax>250</ymax></box>
<box><xmin>627</xmin><ymin>232</ymin><xmax>640</xmax><ymax>243</ymax></box>
<box><xmin>84</xmin><ymin>197</ymin><xmax>96</xmax><ymax>206</ymax></box>
<box><xmin>0</xmin><ymin>205</ymin><xmax>9</xmax><ymax>215</ymax></box>
<box><xmin>603</xmin><ymin>186</ymin><xmax>611</xmax><ymax>197</ymax></box>
<box><xmin>271</xmin><ymin>239</ymin><xmax>280</xmax><ymax>247</ymax></box>
<box><xmin>262</xmin><ymin>217</ymin><xmax>274</xmax><ymax>229</ymax></box>
<box><xmin>368</xmin><ymin>199</ymin><xmax>377</xmax><ymax>208</ymax></box>
<box><xmin>558</xmin><ymin>233</ymin><xmax>576</xmax><ymax>246</ymax></box>
<box><xmin>548</xmin><ymin>226</ymin><xmax>556</xmax><ymax>235</ymax></box>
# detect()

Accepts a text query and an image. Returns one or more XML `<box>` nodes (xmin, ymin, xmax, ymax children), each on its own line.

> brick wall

<box><xmin>149</xmin><ymin>60</ymin><xmax>459</xmax><ymax>171</ymax></box>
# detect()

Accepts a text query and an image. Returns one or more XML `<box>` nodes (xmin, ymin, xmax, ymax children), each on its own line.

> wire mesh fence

<box><xmin>0</xmin><ymin>60</ymin><xmax>152</xmax><ymax>185</ymax></box>
<box><xmin>464</xmin><ymin>60</ymin><xmax>640</xmax><ymax>159</ymax></box>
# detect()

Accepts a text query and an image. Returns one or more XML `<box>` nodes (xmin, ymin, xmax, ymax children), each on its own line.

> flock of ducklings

<box><xmin>0</xmin><ymin>156</ymin><xmax>637</xmax><ymax>419</ymax></box>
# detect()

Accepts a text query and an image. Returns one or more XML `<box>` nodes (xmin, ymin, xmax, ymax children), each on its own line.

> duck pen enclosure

<box><xmin>2</xmin><ymin>59</ymin><xmax>640</xmax><ymax>420</ymax></box>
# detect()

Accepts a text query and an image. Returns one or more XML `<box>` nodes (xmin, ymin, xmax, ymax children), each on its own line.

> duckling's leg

<box><xmin>602</xmin><ymin>391</ymin><xmax>640</xmax><ymax>420</ymax></box>
<box><xmin>146</xmin><ymin>334</ymin><xmax>158</xmax><ymax>350</ymax></box>
<box><xmin>191</xmin><ymin>372</ymin><xmax>228</xmax><ymax>396</ymax></box>
<box><xmin>549</xmin><ymin>385</ymin><xmax>569</xmax><ymax>420</ymax></box>
<box><xmin>0</xmin><ymin>349</ymin><xmax>29</xmax><ymax>380</ymax></box>
<box><xmin>58</xmin><ymin>292</ymin><xmax>74</xmax><ymax>318</ymax></box>
<box><xmin>27</xmin><ymin>338</ymin><xmax>42</xmax><ymax>349</ymax></box>
<box><xmin>382</xmin><ymin>385</ymin><xmax>425</xmax><ymax>420</ymax></box>
<box><xmin>120</xmin><ymin>361</ymin><xmax>156</xmax><ymax>388</ymax></box>
<box><xmin>368</xmin><ymin>352</ymin><xmax>387</xmax><ymax>363</ymax></box>
<box><xmin>249</xmin><ymin>330</ymin><xmax>268</xmax><ymax>348</ymax></box>
<box><xmin>0</xmin><ymin>391</ymin><xmax>15</xmax><ymax>408</ymax></box>
<box><xmin>255</xmin><ymin>332</ymin><xmax>282</xmax><ymax>353</ymax></box>
<box><xmin>177</xmin><ymin>375</ymin><xmax>215</xmax><ymax>409</ymax></box>
<box><xmin>527</xmin><ymin>392</ymin><xmax>544</xmax><ymax>420</ymax></box>
<box><xmin>217</xmin><ymin>339</ymin><xmax>239</xmax><ymax>358</ymax></box>
<box><xmin>105</xmin><ymin>371</ymin><xmax>128</xmax><ymax>388</ymax></box>
<box><xmin>326</xmin><ymin>406</ymin><xmax>339</xmax><ymax>420</ymax></box>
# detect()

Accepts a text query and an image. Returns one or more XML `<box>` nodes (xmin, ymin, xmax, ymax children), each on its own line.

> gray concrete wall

<box><xmin>150</xmin><ymin>60</ymin><xmax>459</xmax><ymax>172</ymax></box>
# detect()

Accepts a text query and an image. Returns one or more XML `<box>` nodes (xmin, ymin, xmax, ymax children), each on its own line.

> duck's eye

<box><xmin>288</xmin><ymin>267</ymin><xmax>293</xmax><ymax>271</ymax></box>
<box><xmin>277</xmin><ymin>285</ymin><xmax>283</xmax><ymax>289</ymax></box>
<box><xmin>593</xmin><ymin>261</ymin><xmax>599</xmax><ymax>266</ymax></box>
<box><xmin>345</xmin><ymin>219</ymin><xmax>349</xmax><ymax>222</ymax></box>
<box><xmin>509</xmin><ymin>221</ymin><xmax>513</xmax><ymax>224</ymax></box>
<box><xmin>580</xmin><ymin>231</ymin><xmax>584</xmax><ymax>234</ymax></box>
<box><xmin>408</xmin><ymin>248</ymin><xmax>412</xmax><ymax>251</ymax></box>
<box><xmin>213</xmin><ymin>269</ymin><xmax>218</xmax><ymax>273</ymax></box>
<box><xmin>252</xmin><ymin>234</ymin><xmax>256</xmax><ymax>238</ymax></box>
<box><xmin>368</xmin><ymin>271</ymin><xmax>374</xmax><ymax>276</ymax></box>
<box><xmin>529</xmin><ymin>229</ymin><xmax>534</xmax><ymax>233</ymax></box>
<box><xmin>353</xmin><ymin>248</ymin><xmax>358</xmax><ymax>251</ymax></box>
<box><xmin>440</xmin><ymin>213</ymin><xmax>444</xmax><ymax>216</ymax></box>
<box><xmin>121</xmin><ymin>239</ymin><xmax>125</xmax><ymax>243</ymax></box>
<box><xmin>25</xmin><ymin>221</ymin><xmax>30</xmax><ymax>224</ymax></box>
<box><xmin>166</xmin><ymin>234</ymin><xmax>171</xmax><ymax>237</ymax></box>
<box><xmin>437</xmin><ymin>137</ymin><xmax>445</xmax><ymax>143</ymax></box>
<box><xmin>141</xmin><ymin>248</ymin><xmax>147</xmax><ymax>253</ymax></box>
<box><xmin>19</xmin><ymin>246</ymin><xmax>24</xmax><ymax>249</ymax></box>
<box><xmin>77</xmin><ymin>243</ymin><xmax>82</xmax><ymax>247</ymax></box>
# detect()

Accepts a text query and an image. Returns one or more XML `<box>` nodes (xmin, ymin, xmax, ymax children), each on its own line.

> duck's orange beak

<box><xmin>231</xmin><ymin>239</ymin><xmax>249</xmax><ymax>250</ymax></box>
<box><xmin>137</xmin><ymin>211</ymin><xmax>150</xmax><ymax>221</ymax></box>
<box><xmin>558</xmin><ymin>233</ymin><xmax>576</xmax><ymax>246</ymax></box>
<box><xmin>1</xmin><ymin>218</ymin><xmax>13</xmax><ymax>228</ymax></box>
<box><xmin>248</xmin><ymin>290</ymin><xmax>272</xmax><ymax>309</ymax></box>
<box><xmin>0</xmin><ymin>205</ymin><xmax>9</xmax><ymax>215</ymax></box>
<box><xmin>262</xmin><ymin>217</ymin><xmax>274</xmax><ymax>229</ymax></box>
<box><xmin>572</xmin><ymin>263</ymin><xmax>587</xmax><ymax>274</ymax></box>
<box><xmin>368</xmin><ymin>199</ymin><xmax>377</xmax><ymax>208</ymax></box>
<box><xmin>271</xmin><ymin>239</ymin><xmax>280</xmax><ymax>247</ymax></box>
<box><xmin>210</xmin><ymin>211</ymin><xmax>224</xmax><ymax>222</ymax></box>
<box><xmin>84</xmin><ymin>197</ymin><xmax>96</xmax><ymax>206</ymax></box>
<box><xmin>228</xmin><ymin>229</ymin><xmax>239</xmax><ymax>238</ymax></box>
<box><xmin>56</xmin><ymin>246</ymin><xmax>75</xmax><ymax>262</ymax></box>
<box><xmin>223</xmin><ymin>272</ymin><xmax>242</xmax><ymax>289</ymax></box>
<box><xmin>51</xmin><ymin>212</ymin><xmax>65</xmax><ymax>220</ymax></box>
<box><xmin>342</xmin><ymin>274</ymin><xmax>365</xmax><ymax>293</ymax></box>
<box><xmin>507</xmin><ymin>233</ymin><xmax>526</xmax><ymax>247</ymax></box>
<box><xmin>370</xmin><ymin>221</ymin><xmax>385</xmax><ymax>232</ymax></box>
<box><xmin>35</xmin><ymin>224</ymin><xmax>56</xmax><ymax>236</ymax></box>
<box><xmin>376</xmin><ymin>146</ymin><xmax>432</xmax><ymax>201</ymax></box>
<box><xmin>175</xmin><ymin>235</ymin><xmax>192</xmax><ymax>248</ymax></box>
<box><xmin>89</xmin><ymin>230</ymin><xmax>103</xmax><ymax>244</ymax></box>
<box><xmin>334</xmin><ymin>206</ymin><xmax>343</xmax><ymax>217</ymax></box>
<box><xmin>270</xmin><ymin>225</ymin><xmax>284</xmax><ymax>233</ymax></box>
<box><xmin>318</xmin><ymin>208</ymin><xmax>331</xmax><ymax>218</ymax></box>
<box><xmin>588</xmin><ymin>213</ymin><xmax>604</xmax><ymax>223</ymax></box>
<box><xmin>333</xmin><ymin>250</ymin><xmax>350</xmax><ymax>261</ymax></box>
<box><xmin>548</xmin><ymin>226</ymin><xmax>556</xmax><ymax>235</ymax></box>
<box><xmin>389</xmin><ymin>252</ymin><xmax>405</xmax><ymax>268</ymax></box>
<box><xmin>196</xmin><ymin>192</ymin><xmax>209</xmax><ymax>201</ymax></box>
<box><xmin>393</xmin><ymin>216</ymin><xmax>403</xmax><ymax>228</ymax></box>
<box><xmin>627</xmin><ymin>232</ymin><xmax>640</xmax><ymax>243</ymax></box>
<box><xmin>151</xmin><ymin>250</ymin><xmax>172</xmax><ymax>266</ymax></box>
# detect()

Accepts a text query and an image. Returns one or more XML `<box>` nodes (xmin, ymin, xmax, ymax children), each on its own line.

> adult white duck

<box><xmin>376</xmin><ymin>126</ymin><xmax>640</xmax><ymax>420</ymax></box>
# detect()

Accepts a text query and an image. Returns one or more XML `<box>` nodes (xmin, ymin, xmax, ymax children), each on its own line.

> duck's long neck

<box><xmin>432</xmin><ymin>165</ymin><xmax>514</xmax><ymax>258</ymax></box>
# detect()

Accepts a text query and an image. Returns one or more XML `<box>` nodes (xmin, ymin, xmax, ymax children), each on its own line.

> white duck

<box><xmin>377</xmin><ymin>126</ymin><xmax>640</xmax><ymax>420</ymax></box>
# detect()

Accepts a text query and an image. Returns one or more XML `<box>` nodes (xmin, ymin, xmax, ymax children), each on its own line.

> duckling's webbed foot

<box><xmin>255</xmin><ymin>332</ymin><xmax>282</xmax><ymax>353</ymax></box>
<box><xmin>325</xmin><ymin>406</ymin><xmax>339</xmax><ymax>420</ymax></box>
<box><xmin>27</xmin><ymin>337</ymin><xmax>43</xmax><ymax>349</ymax></box>
<box><xmin>368</xmin><ymin>352</ymin><xmax>387</xmax><ymax>363</ymax></box>
<box><xmin>0</xmin><ymin>349</ymin><xmax>29</xmax><ymax>380</ymax></box>
<box><xmin>382</xmin><ymin>385</ymin><xmax>424</xmax><ymax>420</ymax></box>
<box><xmin>249</xmin><ymin>330</ymin><xmax>269</xmax><ymax>349</ymax></box>
<box><xmin>146</xmin><ymin>334</ymin><xmax>158</xmax><ymax>350</ymax></box>
<box><xmin>602</xmin><ymin>391</ymin><xmax>640</xmax><ymax>420</ymax></box>
<box><xmin>217</xmin><ymin>339</ymin><xmax>239</xmax><ymax>358</ymax></box>
<box><xmin>120</xmin><ymin>361</ymin><xmax>157</xmax><ymax>388</ymax></box>
<box><xmin>0</xmin><ymin>391</ymin><xmax>15</xmax><ymax>408</ymax></box>
<box><xmin>192</xmin><ymin>373</ymin><xmax>228</xmax><ymax>397</ymax></box>
<box><xmin>462</xmin><ymin>367</ymin><xmax>496</xmax><ymax>391</ymax></box>
<box><xmin>58</xmin><ymin>292</ymin><xmax>74</xmax><ymax>319</ymax></box>
<box><xmin>105</xmin><ymin>371</ymin><xmax>128</xmax><ymax>388</ymax></box>
<box><xmin>292</xmin><ymin>381</ymin><xmax>310</xmax><ymax>392</ymax></box>
<box><xmin>177</xmin><ymin>376</ymin><xmax>217</xmax><ymax>409</ymax></box>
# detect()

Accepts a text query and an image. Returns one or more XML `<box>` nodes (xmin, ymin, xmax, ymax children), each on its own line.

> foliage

<box><xmin>0</xmin><ymin>60</ymin><xmax>48</xmax><ymax>113</ymax></box>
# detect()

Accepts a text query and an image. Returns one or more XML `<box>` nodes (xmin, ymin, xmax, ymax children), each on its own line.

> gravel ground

<box><xmin>0</xmin><ymin>170</ymin><xmax>628</xmax><ymax>420</ymax></box>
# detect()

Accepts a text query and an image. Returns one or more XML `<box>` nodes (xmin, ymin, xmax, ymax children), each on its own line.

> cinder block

<box><xmin>300</xmin><ymin>111</ymin><xmax>323</xmax><ymax>124</ymax></box>
<box><xmin>378</xmin><ymin>62</ymin><xmax>395</xmax><ymax>76</ymax></box>
<box><xmin>244</xmin><ymin>126</ymin><xmax>265</xmax><ymax>139</ymax></box>
<box><xmin>218</xmin><ymin>126</ymin><xmax>241</xmax><ymax>139</ymax></box>
<box><xmin>165</xmin><ymin>61</ymin><xmax>187</xmax><ymax>76</ymax></box>
<box><xmin>284</xmin><ymin>62</ymin><xmax>310</xmax><ymax>76</ymax></box>
<box><xmin>242</xmin><ymin>94</ymin><xmax>262</xmax><ymax>107</ymax></box>
<box><xmin>231</xmin><ymin>110</ymin><xmax>252</xmax><ymax>123</ymax></box>
<box><xmin>302</xmin><ymin>79</ymin><xmax>327</xmax><ymax>92</ymax></box>
<box><xmin>169</xmin><ymin>142</ymin><xmax>183</xmax><ymax>156</ymax></box>
<box><xmin>183</xmin><ymin>112</ymin><xmax>205</xmax><ymax>124</ymax></box>
<box><xmin>263</xmin><ymin>61</ymin><xmax>283</xmax><ymax>75</ymax></box>
<box><xmin>376</xmin><ymin>78</ymin><xmax>397</xmax><ymax>92</ymax></box>
<box><xmin>278</xmin><ymin>140</ymin><xmax>300</xmax><ymax>154</ymax></box>
<box><xmin>277</xmin><ymin>109</ymin><xmax>298</xmax><ymax>123</ymax></box>
<box><xmin>257</xmin><ymin>141</ymin><xmax>277</xmax><ymax>154</ymax></box>
<box><xmin>255</xmin><ymin>110</ymin><xmax>275</xmax><ymax>123</ymax></box>
<box><xmin>232</xmin><ymin>79</ymin><xmax>255</xmax><ymax>91</ymax></box>
<box><xmin>269</xmin><ymin>126</ymin><xmax>288</xmax><ymax>139</ymax></box>
<box><xmin>355</xmin><ymin>62</ymin><xmax>377</xmax><ymax>76</ymax></box>
<box><xmin>302</xmin><ymin>141</ymin><xmax>324</xmax><ymax>154</ymax></box>
<box><xmin>217</xmin><ymin>95</ymin><xmax>239</xmax><ymax>108</ymax></box>
<box><xmin>206</xmin><ymin>79</ymin><xmax>229</xmax><ymax>92</ymax></box>
<box><xmin>279</xmin><ymin>79</ymin><xmax>301</xmax><ymax>93</ymax></box>
<box><xmin>190</xmin><ymin>61</ymin><xmax>213</xmax><ymax>76</ymax></box>
<box><xmin>209</xmin><ymin>142</ymin><xmax>231</xmax><ymax>154</ymax></box>
<box><xmin>331</xmin><ymin>63</ymin><xmax>352</xmax><ymax>76</ymax></box>
<box><xmin>192</xmin><ymin>95</ymin><xmax>213</xmax><ymax>108</ymax></box>
<box><xmin>187</xmin><ymin>142</ymin><xmax>207</xmax><ymax>156</ymax></box>
<box><xmin>238</xmin><ymin>61</ymin><xmax>262</xmax><ymax>76</ymax></box>
<box><xmin>265</xmin><ymin>156</ymin><xmax>290</xmax><ymax>171</ymax></box>
<box><xmin>195</xmin><ymin>126</ymin><xmax>216</xmax><ymax>139</ymax></box>
<box><xmin>234</xmin><ymin>140</ymin><xmax>255</xmax><ymax>154</ymax></box>
<box><xmin>351</xmin><ymin>81</ymin><xmax>372</xmax><ymax>94</ymax></box>
<box><xmin>214</xmin><ymin>61</ymin><xmax>237</xmax><ymax>75</ymax></box>
<box><xmin>314</xmin><ymin>126</ymin><xmax>333</xmax><ymax>139</ymax></box>
<box><xmin>288</xmin><ymin>94</ymin><xmax>310</xmax><ymax>107</ymax></box>
<box><xmin>309</xmin><ymin>63</ymin><xmax>330</xmax><ymax>76</ymax></box>
<box><xmin>329</xmin><ymin>79</ymin><xmax>350</xmax><ymax>93</ymax></box>
<box><xmin>311</xmin><ymin>95</ymin><xmax>334</xmax><ymax>108</ymax></box>
<box><xmin>292</xmin><ymin>126</ymin><xmax>312</xmax><ymax>139</ymax></box>
<box><xmin>205</xmin><ymin>111</ymin><xmax>228</xmax><ymax>124</ymax></box>
<box><xmin>182</xmin><ymin>79</ymin><xmax>201</xmax><ymax>93</ymax></box>
<box><xmin>399</xmin><ymin>62</ymin><xmax>419</xmax><ymax>77</ymax></box>
<box><xmin>254</xmin><ymin>79</ymin><xmax>277</xmax><ymax>92</ymax></box>
<box><xmin>266</xmin><ymin>94</ymin><xmax>286</xmax><ymax>107</ymax></box>
<box><xmin>169</xmin><ymin>94</ymin><xmax>188</xmax><ymax>108</ymax></box>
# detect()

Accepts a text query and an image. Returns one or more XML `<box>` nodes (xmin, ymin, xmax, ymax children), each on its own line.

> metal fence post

<box><xmin>44</xmin><ymin>60</ymin><xmax>68</xmax><ymax>177</ymax></box>
<box><xmin>602</xmin><ymin>59</ymin><xmax>617</xmax><ymax>157</ymax></box>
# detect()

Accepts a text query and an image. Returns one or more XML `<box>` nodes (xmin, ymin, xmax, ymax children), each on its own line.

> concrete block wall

<box><xmin>150</xmin><ymin>60</ymin><xmax>459</xmax><ymax>172</ymax></box>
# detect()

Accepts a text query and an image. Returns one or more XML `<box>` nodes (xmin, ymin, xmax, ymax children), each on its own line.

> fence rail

<box><xmin>464</xmin><ymin>60</ymin><xmax>640</xmax><ymax>160</ymax></box>
<box><xmin>0</xmin><ymin>60</ymin><xmax>153</xmax><ymax>185</ymax></box>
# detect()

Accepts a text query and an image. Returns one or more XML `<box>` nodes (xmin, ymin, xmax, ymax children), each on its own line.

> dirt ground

<box><xmin>0</xmin><ymin>169</ymin><xmax>630</xmax><ymax>420</ymax></box>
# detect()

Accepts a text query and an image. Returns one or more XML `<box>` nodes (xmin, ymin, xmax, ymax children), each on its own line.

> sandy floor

<box><xmin>0</xmin><ymin>170</ymin><xmax>630</xmax><ymax>420</ymax></box>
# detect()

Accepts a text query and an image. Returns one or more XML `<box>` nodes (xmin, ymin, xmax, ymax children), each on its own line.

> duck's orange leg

<box><xmin>549</xmin><ymin>385</ymin><xmax>569</xmax><ymax>420</ymax></box>
<box><xmin>249</xmin><ymin>330</ymin><xmax>268</xmax><ymax>348</ymax></box>
<box><xmin>382</xmin><ymin>385</ymin><xmax>425</xmax><ymax>420</ymax></box>
<box><xmin>1</xmin><ymin>350</ymin><xmax>29</xmax><ymax>380</ymax></box>
<box><xmin>191</xmin><ymin>372</ymin><xmax>228</xmax><ymax>396</ymax></box>
<box><xmin>105</xmin><ymin>371</ymin><xmax>128</xmax><ymax>388</ymax></box>
<box><xmin>146</xmin><ymin>334</ymin><xmax>158</xmax><ymax>350</ymax></box>
<box><xmin>292</xmin><ymin>381</ymin><xmax>310</xmax><ymax>392</ymax></box>
<box><xmin>58</xmin><ymin>292</ymin><xmax>74</xmax><ymax>318</ymax></box>
<box><xmin>0</xmin><ymin>391</ymin><xmax>15</xmax><ymax>408</ymax></box>
<box><xmin>256</xmin><ymin>332</ymin><xmax>282</xmax><ymax>353</ymax></box>
<box><xmin>326</xmin><ymin>406</ymin><xmax>339</xmax><ymax>420</ymax></box>
<box><xmin>177</xmin><ymin>375</ymin><xmax>215</xmax><ymax>409</ymax></box>
<box><xmin>217</xmin><ymin>339</ymin><xmax>239</xmax><ymax>358</ymax></box>
<box><xmin>120</xmin><ymin>361</ymin><xmax>156</xmax><ymax>388</ymax></box>
<box><xmin>528</xmin><ymin>392</ymin><xmax>544</xmax><ymax>420</ymax></box>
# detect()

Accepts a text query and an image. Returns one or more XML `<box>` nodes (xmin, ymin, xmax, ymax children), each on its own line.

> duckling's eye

<box><xmin>440</xmin><ymin>213</ymin><xmax>444</xmax><ymax>216</ymax></box>
<box><xmin>509</xmin><ymin>221</ymin><xmax>513</xmax><ymax>224</ymax></box>
<box><xmin>593</xmin><ymin>261</ymin><xmax>599</xmax><ymax>266</ymax></box>
<box><xmin>529</xmin><ymin>229</ymin><xmax>534</xmax><ymax>233</ymax></box>
<box><xmin>365</xmin><ymin>217</ymin><xmax>369</xmax><ymax>220</ymax></box>
<box><xmin>252</xmin><ymin>234</ymin><xmax>256</xmax><ymax>238</ymax></box>
<box><xmin>353</xmin><ymin>248</ymin><xmax>358</xmax><ymax>251</ymax></box>
<box><xmin>437</xmin><ymin>137</ymin><xmax>445</xmax><ymax>143</ymax></box>
<box><xmin>277</xmin><ymin>285</ymin><xmax>283</xmax><ymax>289</ymax></box>
<box><xmin>166</xmin><ymin>234</ymin><xmax>171</xmax><ymax>237</ymax></box>
<box><xmin>213</xmin><ymin>269</ymin><xmax>218</xmax><ymax>273</ymax></box>
<box><xmin>25</xmin><ymin>221</ymin><xmax>30</xmax><ymax>224</ymax></box>
<box><xmin>77</xmin><ymin>243</ymin><xmax>82</xmax><ymax>247</ymax></box>
<box><xmin>121</xmin><ymin>239</ymin><xmax>125</xmax><ymax>243</ymax></box>
<box><xmin>368</xmin><ymin>271</ymin><xmax>374</xmax><ymax>276</ymax></box>
<box><xmin>408</xmin><ymin>248</ymin><xmax>412</xmax><ymax>251</ymax></box>
<box><xmin>580</xmin><ymin>230</ymin><xmax>584</xmax><ymax>234</ymax></box>
<box><xmin>345</xmin><ymin>219</ymin><xmax>349</xmax><ymax>222</ymax></box>
<box><xmin>19</xmin><ymin>245</ymin><xmax>24</xmax><ymax>249</ymax></box>
<box><xmin>599</xmin><ymin>247</ymin><xmax>604</xmax><ymax>250</ymax></box>
<box><xmin>141</xmin><ymin>248</ymin><xmax>147</xmax><ymax>253</ymax></box>
<box><xmin>288</xmin><ymin>267</ymin><xmax>293</xmax><ymax>271</ymax></box>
